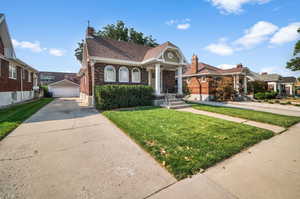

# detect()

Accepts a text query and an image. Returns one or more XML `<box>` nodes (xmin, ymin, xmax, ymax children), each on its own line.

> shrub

<box><xmin>254</xmin><ymin>91</ymin><xmax>277</xmax><ymax>100</ymax></box>
<box><xmin>215</xmin><ymin>77</ymin><xmax>235</xmax><ymax>101</ymax></box>
<box><xmin>94</xmin><ymin>85</ymin><xmax>154</xmax><ymax>110</ymax></box>
<box><xmin>40</xmin><ymin>86</ymin><xmax>53</xmax><ymax>98</ymax></box>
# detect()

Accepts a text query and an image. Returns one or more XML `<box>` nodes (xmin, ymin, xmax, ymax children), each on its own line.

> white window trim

<box><xmin>132</xmin><ymin>67</ymin><xmax>141</xmax><ymax>83</ymax></box>
<box><xmin>9</xmin><ymin>64</ymin><xmax>17</xmax><ymax>80</ymax></box>
<box><xmin>119</xmin><ymin>66</ymin><xmax>129</xmax><ymax>83</ymax></box>
<box><xmin>104</xmin><ymin>65</ymin><xmax>116</xmax><ymax>82</ymax></box>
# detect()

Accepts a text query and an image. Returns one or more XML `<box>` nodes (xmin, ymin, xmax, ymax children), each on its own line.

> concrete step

<box><xmin>161</xmin><ymin>104</ymin><xmax>192</xmax><ymax>109</ymax></box>
<box><xmin>169</xmin><ymin>100</ymin><xmax>186</xmax><ymax>105</ymax></box>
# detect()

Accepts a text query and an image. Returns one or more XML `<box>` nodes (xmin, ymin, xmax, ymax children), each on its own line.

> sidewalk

<box><xmin>149</xmin><ymin>122</ymin><xmax>300</xmax><ymax>199</ymax></box>
<box><xmin>178</xmin><ymin>107</ymin><xmax>285</xmax><ymax>134</ymax></box>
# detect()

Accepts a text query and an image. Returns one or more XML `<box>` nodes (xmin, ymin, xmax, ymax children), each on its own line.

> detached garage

<box><xmin>48</xmin><ymin>79</ymin><xmax>80</xmax><ymax>97</ymax></box>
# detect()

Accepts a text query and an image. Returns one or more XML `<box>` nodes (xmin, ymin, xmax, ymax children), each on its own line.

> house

<box><xmin>256</xmin><ymin>73</ymin><xmax>297</xmax><ymax>96</ymax></box>
<box><xmin>183</xmin><ymin>55</ymin><xmax>249</xmax><ymax>101</ymax></box>
<box><xmin>38</xmin><ymin>71</ymin><xmax>79</xmax><ymax>86</ymax></box>
<box><xmin>0</xmin><ymin>14</ymin><xmax>38</xmax><ymax>108</ymax></box>
<box><xmin>39</xmin><ymin>71</ymin><xmax>80</xmax><ymax>97</ymax></box>
<box><xmin>78</xmin><ymin>26</ymin><xmax>188</xmax><ymax>106</ymax></box>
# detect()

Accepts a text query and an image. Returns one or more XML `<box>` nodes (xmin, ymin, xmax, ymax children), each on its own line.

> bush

<box><xmin>40</xmin><ymin>86</ymin><xmax>53</xmax><ymax>98</ymax></box>
<box><xmin>254</xmin><ymin>91</ymin><xmax>277</xmax><ymax>100</ymax></box>
<box><xmin>94</xmin><ymin>85</ymin><xmax>154</xmax><ymax>110</ymax></box>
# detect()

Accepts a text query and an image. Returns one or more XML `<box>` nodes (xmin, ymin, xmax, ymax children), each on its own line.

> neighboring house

<box><xmin>39</xmin><ymin>71</ymin><xmax>80</xmax><ymax>97</ymax></box>
<box><xmin>256</xmin><ymin>72</ymin><xmax>297</xmax><ymax>96</ymax></box>
<box><xmin>78</xmin><ymin>26</ymin><xmax>187</xmax><ymax>105</ymax></box>
<box><xmin>295</xmin><ymin>81</ymin><xmax>300</xmax><ymax>97</ymax></box>
<box><xmin>183</xmin><ymin>55</ymin><xmax>249</xmax><ymax>101</ymax></box>
<box><xmin>0</xmin><ymin>14</ymin><xmax>38</xmax><ymax>108</ymax></box>
<box><xmin>39</xmin><ymin>71</ymin><xmax>79</xmax><ymax>85</ymax></box>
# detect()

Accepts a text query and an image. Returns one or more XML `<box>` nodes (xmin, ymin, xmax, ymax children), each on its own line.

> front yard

<box><xmin>103</xmin><ymin>107</ymin><xmax>273</xmax><ymax>180</ymax></box>
<box><xmin>192</xmin><ymin>104</ymin><xmax>300</xmax><ymax>128</ymax></box>
<box><xmin>0</xmin><ymin>98</ymin><xmax>53</xmax><ymax>140</ymax></box>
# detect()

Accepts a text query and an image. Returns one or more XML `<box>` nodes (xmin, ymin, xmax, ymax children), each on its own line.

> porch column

<box><xmin>236</xmin><ymin>75</ymin><xmax>240</xmax><ymax>94</ymax></box>
<box><xmin>155</xmin><ymin>63</ymin><xmax>161</xmax><ymax>95</ymax></box>
<box><xmin>148</xmin><ymin>69</ymin><xmax>152</xmax><ymax>86</ymax></box>
<box><xmin>177</xmin><ymin>66</ymin><xmax>183</xmax><ymax>95</ymax></box>
<box><xmin>244</xmin><ymin>75</ymin><xmax>247</xmax><ymax>95</ymax></box>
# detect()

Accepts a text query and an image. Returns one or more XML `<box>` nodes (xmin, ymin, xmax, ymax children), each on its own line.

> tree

<box><xmin>286</xmin><ymin>28</ymin><xmax>300</xmax><ymax>71</ymax></box>
<box><xmin>215</xmin><ymin>77</ymin><xmax>235</xmax><ymax>101</ymax></box>
<box><xmin>75</xmin><ymin>21</ymin><xmax>159</xmax><ymax>62</ymax></box>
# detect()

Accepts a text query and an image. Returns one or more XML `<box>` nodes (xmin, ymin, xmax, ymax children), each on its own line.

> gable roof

<box><xmin>48</xmin><ymin>79</ymin><xmax>79</xmax><ymax>87</ymax></box>
<box><xmin>86</xmin><ymin>37</ymin><xmax>182</xmax><ymax>63</ymax></box>
<box><xmin>280</xmin><ymin>76</ymin><xmax>297</xmax><ymax>83</ymax></box>
<box><xmin>0</xmin><ymin>13</ymin><xmax>16</xmax><ymax>58</ymax></box>
<box><xmin>183</xmin><ymin>62</ymin><xmax>245</xmax><ymax>76</ymax></box>
<box><xmin>258</xmin><ymin>74</ymin><xmax>281</xmax><ymax>82</ymax></box>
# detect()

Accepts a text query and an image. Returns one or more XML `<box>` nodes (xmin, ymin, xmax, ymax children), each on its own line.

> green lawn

<box><xmin>192</xmin><ymin>104</ymin><xmax>300</xmax><ymax>128</ymax></box>
<box><xmin>0</xmin><ymin>98</ymin><xmax>54</xmax><ymax>140</ymax></box>
<box><xmin>103</xmin><ymin>107</ymin><xmax>273</xmax><ymax>180</ymax></box>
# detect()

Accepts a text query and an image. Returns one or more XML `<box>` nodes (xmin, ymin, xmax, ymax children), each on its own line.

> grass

<box><xmin>0</xmin><ymin>98</ymin><xmax>54</xmax><ymax>140</ymax></box>
<box><xmin>192</xmin><ymin>104</ymin><xmax>300</xmax><ymax>128</ymax></box>
<box><xmin>103</xmin><ymin>107</ymin><xmax>273</xmax><ymax>180</ymax></box>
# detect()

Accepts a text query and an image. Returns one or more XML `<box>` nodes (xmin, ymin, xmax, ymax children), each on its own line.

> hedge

<box><xmin>254</xmin><ymin>91</ymin><xmax>277</xmax><ymax>100</ymax></box>
<box><xmin>94</xmin><ymin>85</ymin><xmax>154</xmax><ymax>110</ymax></box>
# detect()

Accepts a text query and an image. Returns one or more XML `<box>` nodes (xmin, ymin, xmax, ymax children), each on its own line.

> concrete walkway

<box><xmin>191</xmin><ymin>100</ymin><xmax>300</xmax><ymax>117</ymax></box>
<box><xmin>149</xmin><ymin>122</ymin><xmax>300</xmax><ymax>199</ymax></box>
<box><xmin>0</xmin><ymin>98</ymin><xmax>175</xmax><ymax>199</ymax></box>
<box><xmin>178</xmin><ymin>107</ymin><xmax>285</xmax><ymax>133</ymax></box>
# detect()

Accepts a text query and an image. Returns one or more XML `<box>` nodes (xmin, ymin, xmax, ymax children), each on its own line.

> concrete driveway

<box><xmin>0</xmin><ymin>98</ymin><xmax>175</xmax><ymax>199</ymax></box>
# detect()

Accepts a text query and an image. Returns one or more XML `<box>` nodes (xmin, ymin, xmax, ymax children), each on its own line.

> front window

<box><xmin>104</xmin><ymin>65</ymin><xmax>116</xmax><ymax>82</ymax></box>
<box><xmin>132</xmin><ymin>68</ymin><xmax>141</xmax><ymax>83</ymax></box>
<box><xmin>119</xmin><ymin>66</ymin><xmax>129</xmax><ymax>82</ymax></box>
<box><xmin>9</xmin><ymin>64</ymin><xmax>17</xmax><ymax>79</ymax></box>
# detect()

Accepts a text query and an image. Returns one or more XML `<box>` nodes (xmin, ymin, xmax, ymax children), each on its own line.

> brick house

<box><xmin>78</xmin><ymin>26</ymin><xmax>188</xmax><ymax>106</ymax></box>
<box><xmin>183</xmin><ymin>55</ymin><xmax>249</xmax><ymax>101</ymax></box>
<box><xmin>0</xmin><ymin>14</ymin><xmax>38</xmax><ymax>108</ymax></box>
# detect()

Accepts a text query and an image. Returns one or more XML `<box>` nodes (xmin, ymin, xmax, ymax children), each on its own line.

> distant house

<box><xmin>256</xmin><ymin>72</ymin><xmax>297</xmax><ymax>96</ymax></box>
<box><xmin>0</xmin><ymin>14</ymin><xmax>38</xmax><ymax>108</ymax></box>
<box><xmin>38</xmin><ymin>71</ymin><xmax>80</xmax><ymax>97</ymax></box>
<box><xmin>183</xmin><ymin>55</ymin><xmax>249</xmax><ymax>101</ymax></box>
<box><xmin>78</xmin><ymin>26</ymin><xmax>188</xmax><ymax>106</ymax></box>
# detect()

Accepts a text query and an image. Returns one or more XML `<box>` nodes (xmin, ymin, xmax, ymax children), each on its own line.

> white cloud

<box><xmin>177</xmin><ymin>23</ymin><xmax>191</xmax><ymax>30</ymax></box>
<box><xmin>12</xmin><ymin>39</ymin><xmax>44</xmax><ymax>52</ymax></box>
<box><xmin>49</xmin><ymin>48</ymin><xmax>65</xmax><ymax>56</ymax></box>
<box><xmin>205</xmin><ymin>42</ymin><xmax>234</xmax><ymax>56</ymax></box>
<box><xmin>234</xmin><ymin>21</ymin><xmax>278</xmax><ymax>49</ymax></box>
<box><xmin>270</xmin><ymin>22</ymin><xmax>300</xmax><ymax>45</ymax></box>
<box><xmin>217</xmin><ymin>64</ymin><xmax>236</xmax><ymax>69</ymax></box>
<box><xmin>207</xmin><ymin>0</ymin><xmax>271</xmax><ymax>14</ymax></box>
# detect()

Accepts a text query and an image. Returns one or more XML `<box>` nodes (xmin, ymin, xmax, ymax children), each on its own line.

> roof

<box><xmin>86</xmin><ymin>37</ymin><xmax>179</xmax><ymax>62</ymax></box>
<box><xmin>48</xmin><ymin>79</ymin><xmax>79</xmax><ymax>87</ymax></box>
<box><xmin>8</xmin><ymin>58</ymin><xmax>38</xmax><ymax>72</ymax></box>
<box><xmin>280</xmin><ymin>76</ymin><xmax>297</xmax><ymax>83</ymax></box>
<box><xmin>39</xmin><ymin>71</ymin><xmax>79</xmax><ymax>85</ymax></box>
<box><xmin>183</xmin><ymin>62</ymin><xmax>245</xmax><ymax>76</ymax></box>
<box><xmin>258</xmin><ymin>74</ymin><xmax>281</xmax><ymax>82</ymax></box>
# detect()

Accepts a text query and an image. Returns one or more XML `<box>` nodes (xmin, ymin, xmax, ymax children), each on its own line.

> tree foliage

<box><xmin>75</xmin><ymin>21</ymin><xmax>159</xmax><ymax>62</ymax></box>
<box><xmin>286</xmin><ymin>28</ymin><xmax>300</xmax><ymax>71</ymax></box>
<box><xmin>215</xmin><ymin>77</ymin><xmax>235</xmax><ymax>101</ymax></box>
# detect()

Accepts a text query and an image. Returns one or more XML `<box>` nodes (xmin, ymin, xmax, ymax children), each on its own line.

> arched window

<box><xmin>104</xmin><ymin>65</ymin><xmax>116</xmax><ymax>82</ymax></box>
<box><xmin>119</xmin><ymin>66</ymin><xmax>129</xmax><ymax>82</ymax></box>
<box><xmin>132</xmin><ymin>68</ymin><xmax>141</xmax><ymax>83</ymax></box>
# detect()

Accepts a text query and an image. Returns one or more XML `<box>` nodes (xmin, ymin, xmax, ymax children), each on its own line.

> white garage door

<box><xmin>51</xmin><ymin>87</ymin><xmax>79</xmax><ymax>97</ymax></box>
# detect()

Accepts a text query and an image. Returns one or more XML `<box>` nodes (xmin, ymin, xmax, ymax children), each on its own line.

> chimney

<box><xmin>236</xmin><ymin>63</ymin><xmax>243</xmax><ymax>68</ymax></box>
<box><xmin>191</xmin><ymin>54</ymin><xmax>199</xmax><ymax>74</ymax></box>
<box><xmin>261</xmin><ymin>72</ymin><xmax>268</xmax><ymax>75</ymax></box>
<box><xmin>86</xmin><ymin>26</ymin><xmax>95</xmax><ymax>38</ymax></box>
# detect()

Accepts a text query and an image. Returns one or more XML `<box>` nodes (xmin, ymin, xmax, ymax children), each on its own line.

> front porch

<box><xmin>146</xmin><ymin>63</ymin><xmax>183</xmax><ymax>96</ymax></box>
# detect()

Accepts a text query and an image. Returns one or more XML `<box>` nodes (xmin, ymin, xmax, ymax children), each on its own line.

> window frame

<box><xmin>118</xmin><ymin>66</ymin><xmax>129</xmax><ymax>83</ymax></box>
<box><xmin>131</xmin><ymin>67</ymin><xmax>141</xmax><ymax>83</ymax></box>
<box><xmin>104</xmin><ymin>65</ymin><xmax>116</xmax><ymax>82</ymax></box>
<box><xmin>9</xmin><ymin>64</ymin><xmax>17</xmax><ymax>80</ymax></box>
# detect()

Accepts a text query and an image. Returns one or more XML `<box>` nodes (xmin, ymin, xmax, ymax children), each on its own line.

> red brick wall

<box><xmin>185</xmin><ymin>76</ymin><xmax>215</xmax><ymax>95</ymax></box>
<box><xmin>0</xmin><ymin>58</ymin><xmax>34</xmax><ymax>92</ymax></box>
<box><xmin>93</xmin><ymin>63</ymin><xmax>148</xmax><ymax>86</ymax></box>
<box><xmin>79</xmin><ymin>62</ymin><xmax>93</xmax><ymax>95</ymax></box>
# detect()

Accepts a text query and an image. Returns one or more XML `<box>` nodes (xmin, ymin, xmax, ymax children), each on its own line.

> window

<box><xmin>9</xmin><ymin>64</ymin><xmax>17</xmax><ymax>79</ymax></box>
<box><xmin>119</xmin><ymin>66</ymin><xmax>129</xmax><ymax>82</ymax></box>
<box><xmin>28</xmin><ymin>71</ymin><xmax>31</xmax><ymax>82</ymax></box>
<box><xmin>104</xmin><ymin>65</ymin><xmax>116</xmax><ymax>82</ymax></box>
<box><xmin>132</xmin><ymin>68</ymin><xmax>141</xmax><ymax>83</ymax></box>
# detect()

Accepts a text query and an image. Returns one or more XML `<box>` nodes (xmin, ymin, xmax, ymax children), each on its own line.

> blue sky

<box><xmin>2</xmin><ymin>0</ymin><xmax>300</xmax><ymax>77</ymax></box>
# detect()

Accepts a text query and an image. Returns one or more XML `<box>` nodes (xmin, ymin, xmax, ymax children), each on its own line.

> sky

<box><xmin>2</xmin><ymin>0</ymin><xmax>300</xmax><ymax>77</ymax></box>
